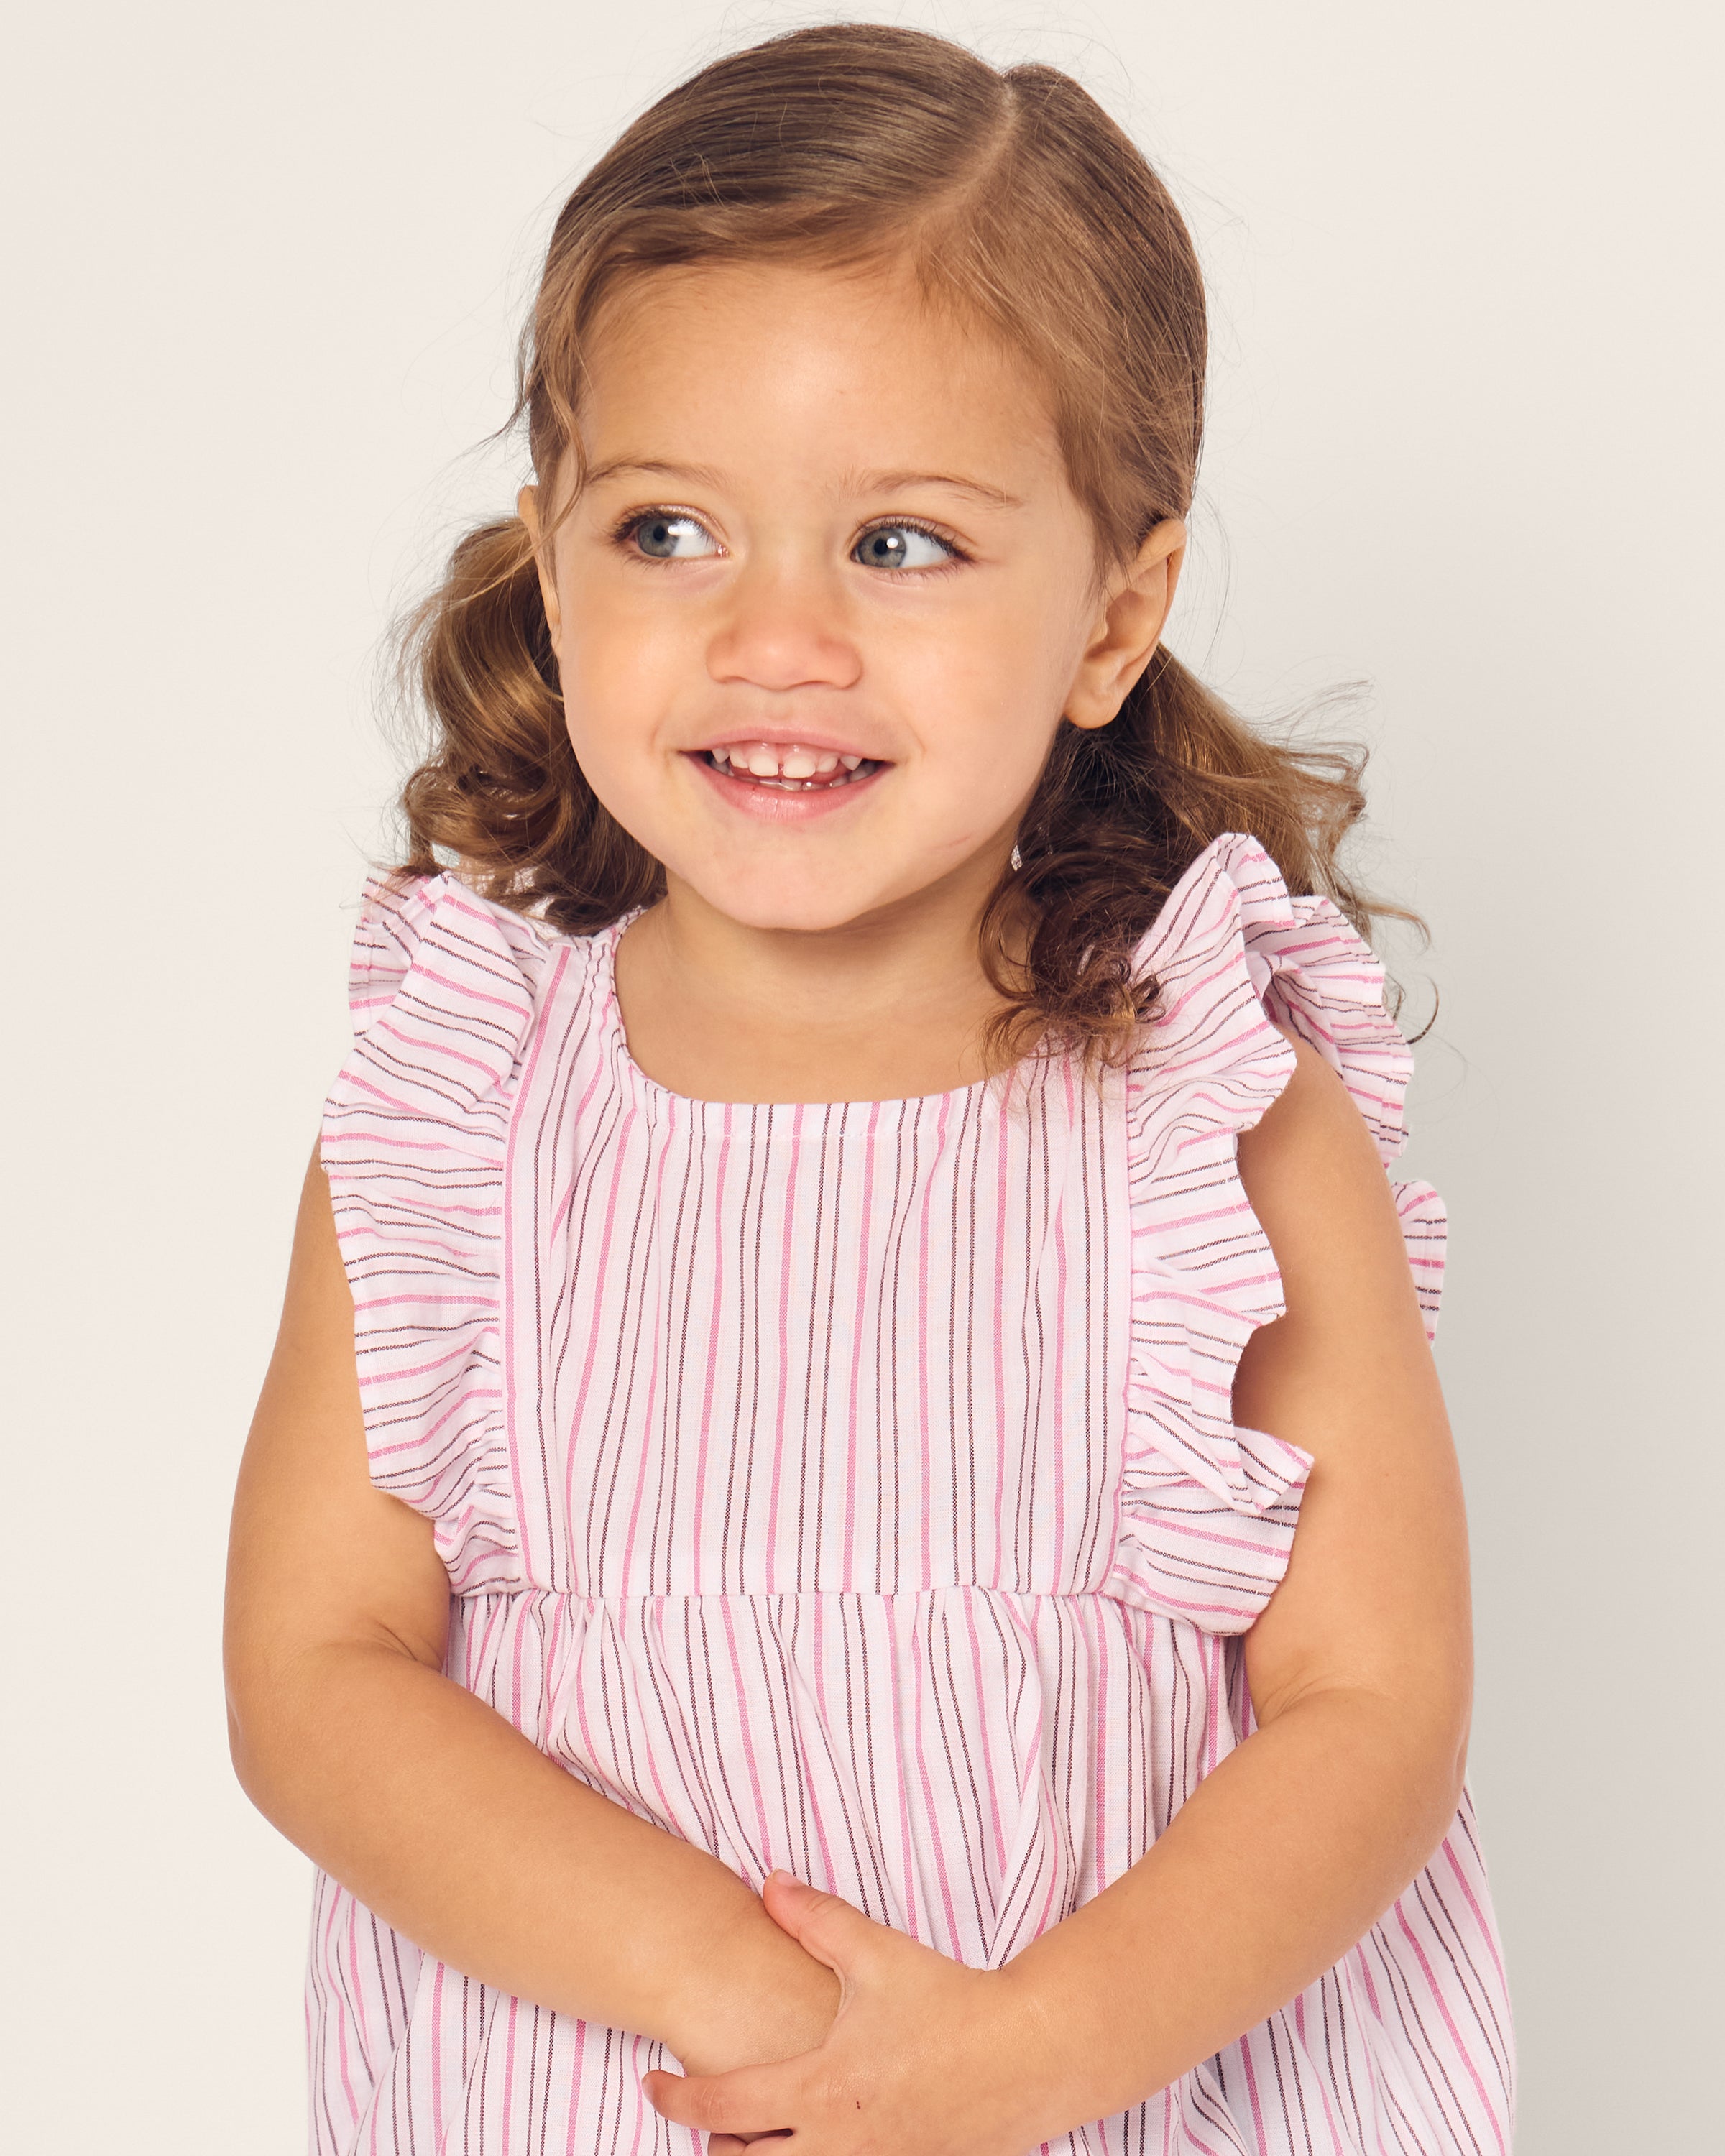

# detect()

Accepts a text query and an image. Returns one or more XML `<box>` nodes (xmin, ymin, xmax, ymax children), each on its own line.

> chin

<box><xmin>687</xmin><ymin>870</ymin><xmax>898</xmax><ymax>936</ymax></box>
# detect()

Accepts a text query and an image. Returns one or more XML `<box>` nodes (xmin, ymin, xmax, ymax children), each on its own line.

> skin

<box><xmin>224</xmin><ymin>255</ymin><xmax>1472</xmax><ymax>2156</ymax></box>
<box><xmin>517</xmin><ymin>255</ymin><xmax>1185</xmax><ymax>1105</ymax></box>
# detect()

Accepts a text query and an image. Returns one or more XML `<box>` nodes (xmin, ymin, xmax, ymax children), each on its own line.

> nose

<box><xmin>705</xmin><ymin>556</ymin><xmax>863</xmax><ymax>694</ymax></box>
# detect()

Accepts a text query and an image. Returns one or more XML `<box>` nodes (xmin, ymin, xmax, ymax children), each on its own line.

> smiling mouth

<box><xmin>695</xmin><ymin>742</ymin><xmax>888</xmax><ymax>791</ymax></box>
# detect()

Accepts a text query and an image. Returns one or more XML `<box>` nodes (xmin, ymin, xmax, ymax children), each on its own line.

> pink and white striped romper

<box><xmin>306</xmin><ymin>829</ymin><xmax>1515</xmax><ymax>2156</ymax></box>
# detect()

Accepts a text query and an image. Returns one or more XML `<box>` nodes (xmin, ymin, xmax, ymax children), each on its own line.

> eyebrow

<box><xmin>580</xmin><ymin>456</ymin><xmax>1026</xmax><ymax>510</ymax></box>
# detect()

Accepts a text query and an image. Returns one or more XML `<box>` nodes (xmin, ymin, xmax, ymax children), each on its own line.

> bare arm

<box><xmin>224</xmin><ymin>1148</ymin><xmax>840</xmax><ymax>2070</ymax></box>
<box><xmin>1001</xmin><ymin>1036</ymin><xmax>1473</xmax><ymax>2131</ymax></box>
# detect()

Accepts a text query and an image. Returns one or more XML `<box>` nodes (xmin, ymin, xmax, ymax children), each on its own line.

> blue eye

<box><xmin>853</xmin><ymin>523</ymin><xmax>956</xmax><ymax>571</ymax></box>
<box><xmin>628</xmin><ymin>513</ymin><xmax>719</xmax><ymax>560</ymax></box>
<box><xmin>611</xmin><ymin>509</ymin><xmax>962</xmax><ymax>571</ymax></box>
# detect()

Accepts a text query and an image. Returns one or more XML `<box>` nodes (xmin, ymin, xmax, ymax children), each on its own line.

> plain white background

<box><xmin>6</xmin><ymin>3</ymin><xmax>1719</xmax><ymax>2147</ymax></box>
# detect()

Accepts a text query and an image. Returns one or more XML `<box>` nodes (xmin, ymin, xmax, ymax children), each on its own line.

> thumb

<box><xmin>760</xmin><ymin>1869</ymin><xmax>878</xmax><ymax>1978</ymax></box>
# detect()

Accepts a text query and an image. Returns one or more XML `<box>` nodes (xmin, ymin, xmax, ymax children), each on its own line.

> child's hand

<box><xmin>641</xmin><ymin>1871</ymin><xmax>1062</xmax><ymax>2156</ymax></box>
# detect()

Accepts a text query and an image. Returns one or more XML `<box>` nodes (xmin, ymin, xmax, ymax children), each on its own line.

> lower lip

<box><xmin>686</xmin><ymin>752</ymin><xmax>889</xmax><ymax>822</ymax></box>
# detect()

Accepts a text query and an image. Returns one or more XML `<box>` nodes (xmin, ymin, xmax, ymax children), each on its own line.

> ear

<box><xmin>1063</xmin><ymin>517</ymin><xmax>1187</xmax><ymax>729</ymax></box>
<box><xmin>517</xmin><ymin>482</ymin><xmax>564</xmax><ymax>653</ymax></box>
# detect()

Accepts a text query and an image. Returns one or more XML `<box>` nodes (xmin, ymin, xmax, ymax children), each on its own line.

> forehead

<box><xmin>574</xmin><ymin>257</ymin><xmax>1067</xmax><ymax>498</ymax></box>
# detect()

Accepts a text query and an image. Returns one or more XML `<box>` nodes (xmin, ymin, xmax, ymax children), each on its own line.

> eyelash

<box><xmin>602</xmin><ymin>507</ymin><xmax>972</xmax><ymax>574</ymax></box>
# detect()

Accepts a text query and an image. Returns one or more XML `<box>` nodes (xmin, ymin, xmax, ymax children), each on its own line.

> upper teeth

<box><xmin>709</xmin><ymin>742</ymin><xmax>863</xmax><ymax>778</ymax></box>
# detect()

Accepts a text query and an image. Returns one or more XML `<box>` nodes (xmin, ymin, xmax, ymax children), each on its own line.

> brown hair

<box><xmin>392</xmin><ymin>21</ymin><xmax>1422</xmax><ymax>1072</ymax></box>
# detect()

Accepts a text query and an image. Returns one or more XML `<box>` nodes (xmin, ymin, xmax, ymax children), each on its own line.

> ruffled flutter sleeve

<box><xmin>1105</xmin><ymin>833</ymin><xmax>1446</xmax><ymax>1635</ymax></box>
<box><xmin>318</xmin><ymin>871</ymin><xmax>550</xmax><ymax>1593</ymax></box>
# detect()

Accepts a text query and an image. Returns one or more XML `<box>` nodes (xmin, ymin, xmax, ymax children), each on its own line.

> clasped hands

<box><xmin>643</xmin><ymin>1871</ymin><xmax>1072</xmax><ymax>2156</ymax></box>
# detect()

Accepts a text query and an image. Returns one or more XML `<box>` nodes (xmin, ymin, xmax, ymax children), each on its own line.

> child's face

<box><xmin>523</xmin><ymin>257</ymin><xmax>1183</xmax><ymax>936</ymax></box>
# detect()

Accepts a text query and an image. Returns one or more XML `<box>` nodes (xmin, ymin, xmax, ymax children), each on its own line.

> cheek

<box><xmin>916</xmin><ymin>730</ymin><xmax>1054</xmax><ymax>854</ymax></box>
<box><xmin>555</xmin><ymin>591</ymin><xmax>681</xmax><ymax>760</ymax></box>
<box><xmin>890</xmin><ymin>599</ymin><xmax>1075</xmax><ymax>773</ymax></box>
<box><xmin>911</xmin><ymin>551</ymin><xmax>1083</xmax><ymax>692</ymax></box>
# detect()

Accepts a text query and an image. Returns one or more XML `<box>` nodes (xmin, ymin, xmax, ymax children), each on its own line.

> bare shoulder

<box><xmin>1236</xmin><ymin>1027</ymin><xmax>1389</xmax><ymax>1179</ymax></box>
<box><xmin>1231</xmin><ymin>1026</ymin><xmax>1471</xmax><ymax>1727</ymax></box>
<box><xmin>1233</xmin><ymin>1028</ymin><xmax>1421</xmax><ymax>1321</ymax></box>
<box><xmin>1229</xmin><ymin>1021</ymin><xmax>1448</xmax><ymax>1517</ymax></box>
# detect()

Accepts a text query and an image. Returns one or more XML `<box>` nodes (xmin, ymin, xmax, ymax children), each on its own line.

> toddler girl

<box><xmin>224</xmin><ymin>22</ymin><xmax>1515</xmax><ymax>2156</ymax></box>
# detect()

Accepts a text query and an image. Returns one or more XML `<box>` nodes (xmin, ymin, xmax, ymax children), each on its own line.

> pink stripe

<box><xmin>841</xmin><ymin>1103</ymin><xmax>880</xmax><ymax>1592</ymax></box>
<box><xmin>1238</xmin><ymin>2031</ymin><xmax>1273</xmax><ymax>2156</ymax></box>
<box><xmin>1392</xmin><ymin>1899</ymin><xmax>1509</xmax><ymax>2152</ymax></box>
<box><xmin>499</xmin><ymin>944</ymin><xmax>568</xmax><ymax>1591</ymax></box>
<box><xmin>557</xmin><ymin>1084</ymin><xmax>640</xmax><ymax>1589</ymax></box>
<box><xmin>410</xmin><ymin>960</ymin><xmax>531</xmax><ymax>1017</ymax></box>
<box><xmin>617</xmin><ymin>1122</ymin><xmax>678</xmax><ymax>1595</ymax></box>
<box><xmin>764</xmin><ymin>1102</ymin><xmax>802</xmax><ymax>1594</ymax></box>
<box><xmin>686</xmin><ymin>1101</ymin><xmax>733</xmax><ymax>1598</ymax></box>
<box><xmin>374</xmin><ymin>1015</ymin><xmax>511</xmax><ymax>1083</ymax></box>
<box><xmin>303</xmin><ymin>836</ymin><xmax>1508</xmax><ymax>2155</ymax></box>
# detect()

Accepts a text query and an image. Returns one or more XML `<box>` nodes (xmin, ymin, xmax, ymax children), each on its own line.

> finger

<box><xmin>640</xmin><ymin>2064</ymin><xmax>794</xmax><ymax>2137</ymax></box>
<box><xmin>761</xmin><ymin>1871</ymin><xmax>885</xmax><ymax>1982</ymax></box>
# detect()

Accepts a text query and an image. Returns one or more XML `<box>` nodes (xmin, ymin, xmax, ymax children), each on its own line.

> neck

<box><xmin>612</xmin><ymin>862</ymin><xmax>1035</xmax><ymax>1105</ymax></box>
